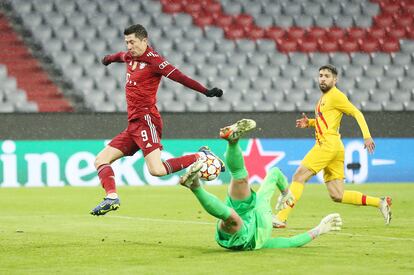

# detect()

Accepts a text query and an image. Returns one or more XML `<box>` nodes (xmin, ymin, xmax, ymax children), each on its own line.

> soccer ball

<box><xmin>198</xmin><ymin>154</ymin><xmax>222</xmax><ymax>181</ymax></box>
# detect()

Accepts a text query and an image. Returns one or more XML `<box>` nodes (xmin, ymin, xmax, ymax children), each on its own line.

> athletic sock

<box><xmin>262</xmin><ymin>232</ymin><xmax>312</xmax><ymax>248</ymax></box>
<box><xmin>192</xmin><ymin>186</ymin><xmax>232</xmax><ymax>220</ymax></box>
<box><xmin>225</xmin><ymin>141</ymin><xmax>248</xmax><ymax>180</ymax></box>
<box><xmin>276</xmin><ymin>181</ymin><xmax>304</xmax><ymax>222</ymax></box>
<box><xmin>97</xmin><ymin>164</ymin><xmax>117</xmax><ymax>195</ymax></box>
<box><xmin>162</xmin><ymin>153</ymin><xmax>199</xmax><ymax>175</ymax></box>
<box><xmin>341</xmin><ymin>190</ymin><xmax>380</xmax><ymax>207</ymax></box>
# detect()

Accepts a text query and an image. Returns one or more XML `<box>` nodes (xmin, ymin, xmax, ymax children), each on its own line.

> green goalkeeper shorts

<box><xmin>215</xmin><ymin>188</ymin><xmax>274</xmax><ymax>251</ymax></box>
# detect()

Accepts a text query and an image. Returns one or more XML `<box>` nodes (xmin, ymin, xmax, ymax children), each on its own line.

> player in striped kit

<box><xmin>91</xmin><ymin>24</ymin><xmax>223</xmax><ymax>215</ymax></box>
<box><xmin>273</xmin><ymin>65</ymin><xmax>392</xmax><ymax>228</ymax></box>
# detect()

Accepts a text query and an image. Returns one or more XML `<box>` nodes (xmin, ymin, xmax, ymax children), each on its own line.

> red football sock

<box><xmin>162</xmin><ymin>154</ymin><xmax>200</xmax><ymax>174</ymax></box>
<box><xmin>97</xmin><ymin>164</ymin><xmax>116</xmax><ymax>195</ymax></box>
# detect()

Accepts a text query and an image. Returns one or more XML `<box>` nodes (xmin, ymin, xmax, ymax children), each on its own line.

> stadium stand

<box><xmin>0</xmin><ymin>12</ymin><xmax>72</xmax><ymax>112</ymax></box>
<box><xmin>1</xmin><ymin>0</ymin><xmax>414</xmax><ymax>112</ymax></box>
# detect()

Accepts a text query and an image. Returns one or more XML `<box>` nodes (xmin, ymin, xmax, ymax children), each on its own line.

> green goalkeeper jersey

<box><xmin>215</xmin><ymin>189</ymin><xmax>273</xmax><ymax>250</ymax></box>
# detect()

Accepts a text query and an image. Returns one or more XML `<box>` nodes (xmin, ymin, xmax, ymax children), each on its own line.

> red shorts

<box><xmin>109</xmin><ymin>113</ymin><xmax>163</xmax><ymax>157</ymax></box>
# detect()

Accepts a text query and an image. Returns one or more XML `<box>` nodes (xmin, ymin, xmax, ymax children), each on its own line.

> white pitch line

<box><xmin>111</xmin><ymin>215</ymin><xmax>414</xmax><ymax>242</ymax></box>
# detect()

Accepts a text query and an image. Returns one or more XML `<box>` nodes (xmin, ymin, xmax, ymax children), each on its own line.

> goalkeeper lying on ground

<box><xmin>179</xmin><ymin>119</ymin><xmax>342</xmax><ymax>250</ymax></box>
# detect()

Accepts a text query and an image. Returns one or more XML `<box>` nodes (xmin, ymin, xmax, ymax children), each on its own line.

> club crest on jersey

<box><xmin>139</xmin><ymin>62</ymin><xmax>147</xmax><ymax>70</ymax></box>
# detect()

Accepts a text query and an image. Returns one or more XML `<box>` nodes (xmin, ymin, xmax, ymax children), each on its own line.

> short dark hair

<box><xmin>124</xmin><ymin>24</ymin><xmax>148</xmax><ymax>39</ymax></box>
<box><xmin>319</xmin><ymin>64</ymin><xmax>338</xmax><ymax>76</ymax></box>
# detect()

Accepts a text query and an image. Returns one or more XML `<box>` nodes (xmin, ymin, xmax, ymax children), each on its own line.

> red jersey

<box><xmin>120</xmin><ymin>47</ymin><xmax>175</xmax><ymax>120</ymax></box>
<box><xmin>107</xmin><ymin>46</ymin><xmax>207</xmax><ymax>121</ymax></box>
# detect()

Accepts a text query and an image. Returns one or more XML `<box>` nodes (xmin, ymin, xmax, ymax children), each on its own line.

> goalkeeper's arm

<box><xmin>262</xmin><ymin>214</ymin><xmax>342</xmax><ymax>249</ymax></box>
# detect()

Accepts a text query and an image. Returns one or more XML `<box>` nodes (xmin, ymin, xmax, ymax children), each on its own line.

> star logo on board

<box><xmin>243</xmin><ymin>139</ymin><xmax>285</xmax><ymax>183</ymax></box>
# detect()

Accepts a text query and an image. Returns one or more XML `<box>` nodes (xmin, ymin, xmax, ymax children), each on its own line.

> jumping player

<box><xmin>273</xmin><ymin>65</ymin><xmax>392</xmax><ymax>228</ymax></box>
<box><xmin>90</xmin><ymin>24</ymin><xmax>223</xmax><ymax>215</ymax></box>
<box><xmin>180</xmin><ymin>119</ymin><xmax>342</xmax><ymax>250</ymax></box>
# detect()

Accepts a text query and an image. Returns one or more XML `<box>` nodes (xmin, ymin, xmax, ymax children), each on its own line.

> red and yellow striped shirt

<box><xmin>308</xmin><ymin>86</ymin><xmax>371</xmax><ymax>144</ymax></box>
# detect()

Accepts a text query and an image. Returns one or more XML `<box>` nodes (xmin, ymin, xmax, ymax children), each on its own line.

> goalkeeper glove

<box><xmin>309</xmin><ymin>213</ymin><xmax>342</xmax><ymax>238</ymax></box>
<box><xmin>205</xmin><ymin>87</ymin><xmax>223</xmax><ymax>97</ymax></box>
<box><xmin>275</xmin><ymin>189</ymin><xmax>295</xmax><ymax>212</ymax></box>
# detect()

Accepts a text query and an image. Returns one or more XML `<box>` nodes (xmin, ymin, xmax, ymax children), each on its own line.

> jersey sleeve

<box><xmin>308</xmin><ymin>118</ymin><xmax>316</xmax><ymax>128</ymax></box>
<box><xmin>151</xmin><ymin>55</ymin><xmax>177</xmax><ymax>77</ymax></box>
<box><xmin>106</xmin><ymin>51</ymin><xmax>130</xmax><ymax>63</ymax></box>
<box><xmin>334</xmin><ymin>92</ymin><xmax>372</xmax><ymax>139</ymax></box>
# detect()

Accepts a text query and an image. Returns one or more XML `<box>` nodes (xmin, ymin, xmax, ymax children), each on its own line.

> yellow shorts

<box><xmin>301</xmin><ymin>141</ymin><xmax>345</xmax><ymax>183</ymax></box>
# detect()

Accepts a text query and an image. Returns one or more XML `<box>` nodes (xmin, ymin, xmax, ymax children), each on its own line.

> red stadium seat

<box><xmin>347</xmin><ymin>27</ymin><xmax>366</xmax><ymax>40</ymax></box>
<box><xmin>193</xmin><ymin>13</ymin><xmax>213</xmax><ymax>27</ymax></box>
<box><xmin>224</xmin><ymin>24</ymin><xmax>245</xmax><ymax>39</ymax></box>
<box><xmin>367</xmin><ymin>26</ymin><xmax>387</xmax><ymax>39</ymax></box>
<box><xmin>381</xmin><ymin>37</ymin><xmax>400</xmax><ymax>52</ymax></box>
<box><xmin>394</xmin><ymin>13</ymin><xmax>414</xmax><ymax>28</ymax></box>
<box><xmin>374</xmin><ymin>14</ymin><xmax>394</xmax><ymax>28</ymax></box>
<box><xmin>318</xmin><ymin>39</ymin><xmax>338</xmax><ymax>52</ymax></box>
<box><xmin>214</xmin><ymin>14</ymin><xmax>234</xmax><ymax>28</ymax></box>
<box><xmin>298</xmin><ymin>37</ymin><xmax>318</xmax><ymax>52</ymax></box>
<box><xmin>360</xmin><ymin>37</ymin><xmax>380</xmax><ymax>52</ymax></box>
<box><xmin>265</xmin><ymin>27</ymin><xmax>285</xmax><ymax>41</ymax></box>
<box><xmin>406</xmin><ymin>26</ymin><xmax>414</xmax><ymax>39</ymax></box>
<box><xmin>246</xmin><ymin>25</ymin><xmax>265</xmax><ymax>40</ymax></box>
<box><xmin>203</xmin><ymin>2</ymin><xmax>221</xmax><ymax>13</ymax></box>
<box><xmin>339</xmin><ymin>38</ymin><xmax>359</xmax><ymax>52</ymax></box>
<box><xmin>380</xmin><ymin>2</ymin><xmax>401</xmax><ymax>14</ymax></box>
<box><xmin>287</xmin><ymin>27</ymin><xmax>305</xmax><ymax>39</ymax></box>
<box><xmin>183</xmin><ymin>2</ymin><xmax>202</xmax><ymax>13</ymax></box>
<box><xmin>306</xmin><ymin>27</ymin><xmax>326</xmax><ymax>40</ymax></box>
<box><xmin>162</xmin><ymin>2</ymin><xmax>183</xmax><ymax>13</ymax></box>
<box><xmin>403</xmin><ymin>2</ymin><xmax>414</xmax><ymax>13</ymax></box>
<box><xmin>326</xmin><ymin>27</ymin><xmax>346</xmax><ymax>40</ymax></box>
<box><xmin>235</xmin><ymin>14</ymin><xmax>254</xmax><ymax>27</ymax></box>
<box><xmin>276</xmin><ymin>38</ymin><xmax>298</xmax><ymax>53</ymax></box>
<box><xmin>387</xmin><ymin>25</ymin><xmax>406</xmax><ymax>39</ymax></box>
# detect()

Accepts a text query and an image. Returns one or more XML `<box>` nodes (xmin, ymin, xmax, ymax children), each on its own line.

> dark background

<box><xmin>1</xmin><ymin>112</ymin><xmax>412</xmax><ymax>140</ymax></box>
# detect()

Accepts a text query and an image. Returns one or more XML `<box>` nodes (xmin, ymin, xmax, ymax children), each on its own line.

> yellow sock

<box><xmin>276</xmin><ymin>181</ymin><xmax>304</xmax><ymax>222</ymax></box>
<box><xmin>341</xmin><ymin>190</ymin><xmax>380</xmax><ymax>207</ymax></box>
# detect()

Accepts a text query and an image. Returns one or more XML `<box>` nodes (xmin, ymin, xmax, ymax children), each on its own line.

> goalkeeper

<box><xmin>179</xmin><ymin>119</ymin><xmax>342</xmax><ymax>250</ymax></box>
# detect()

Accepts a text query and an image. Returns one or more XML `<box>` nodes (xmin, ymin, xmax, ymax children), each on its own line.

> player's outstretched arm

<box><xmin>262</xmin><ymin>213</ymin><xmax>342</xmax><ymax>249</ymax></box>
<box><xmin>296</xmin><ymin>113</ymin><xmax>315</xmax><ymax>128</ymax></box>
<box><xmin>101</xmin><ymin>52</ymin><xmax>129</xmax><ymax>66</ymax></box>
<box><xmin>167</xmin><ymin>69</ymin><xmax>223</xmax><ymax>97</ymax></box>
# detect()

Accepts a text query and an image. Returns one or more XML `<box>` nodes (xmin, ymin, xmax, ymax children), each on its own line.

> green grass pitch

<box><xmin>0</xmin><ymin>184</ymin><xmax>413</xmax><ymax>274</ymax></box>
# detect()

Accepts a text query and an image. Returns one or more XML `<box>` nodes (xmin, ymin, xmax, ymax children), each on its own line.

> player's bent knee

<box><xmin>329</xmin><ymin>193</ymin><xmax>342</xmax><ymax>202</ymax></box>
<box><xmin>94</xmin><ymin>157</ymin><xmax>107</xmax><ymax>169</ymax></box>
<box><xmin>147</xmin><ymin>166</ymin><xmax>166</xmax><ymax>177</ymax></box>
<box><xmin>220</xmin><ymin>213</ymin><xmax>242</xmax><ymax>234</ymax></box>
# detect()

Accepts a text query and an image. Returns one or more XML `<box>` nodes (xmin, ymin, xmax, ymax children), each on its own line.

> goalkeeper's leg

<box><xmin>179</xmin><ymin>161</ymin><xmax>243</xmax><ymax>234</ymax></box>
<box><xmin>257</xmin><ymin>167</ymin><xmax>290</xmax><ymax>206</ymax></box>
<box><xmin>222</xmin><ymin>121</ymin><xmax>255</xmax><ymax>200</ymax></box>
<box><xmin>263</xmin><ymin>213</ymin><xmax>342</xmax><ymax>249</ymax></box>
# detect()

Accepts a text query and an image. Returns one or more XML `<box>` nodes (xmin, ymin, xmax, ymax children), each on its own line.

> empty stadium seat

<box><xmin>8</xmin><ymin>0</ymin><xmax>414</xmax><ymax>113</ymax></box>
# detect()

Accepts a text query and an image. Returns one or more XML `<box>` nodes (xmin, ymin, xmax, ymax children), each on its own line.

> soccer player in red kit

<box><xmin>90</xmin><ymin>24</ymin><xmax>224</xmax><ymax>215</ymax></box>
